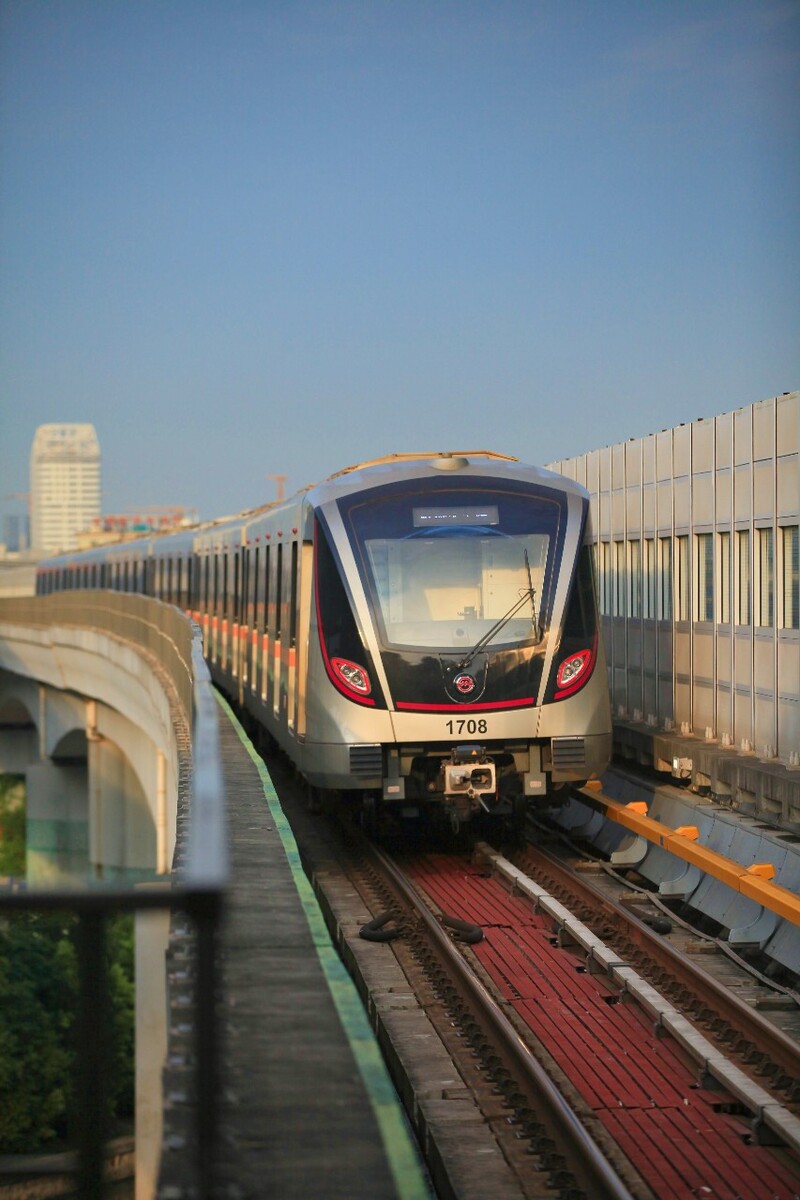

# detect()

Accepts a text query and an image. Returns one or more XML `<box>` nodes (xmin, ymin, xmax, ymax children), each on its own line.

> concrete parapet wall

<box><xmin>0</xmin><ymin>593</ymin><xmax>210</xmax><ymax>1198</ymax></box>
<box><xmin>0</xmin><ymin>594</ymin><xmax>193</xmax><ymax>878</ymax></box>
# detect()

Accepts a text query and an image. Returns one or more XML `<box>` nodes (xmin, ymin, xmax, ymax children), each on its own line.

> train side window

<box><xmin>267</xmin><ymin>547</ymin><xmax>273</xmax><ymax>633</ymax></box>
<box><xmin>252</xmin><ymin>547</ymin><xmax>260</xmax><ymax>629</ymax></box>
<box><xmin>289</xmin><ymin>541</ymin><xmax>298</xmax><ymax>647</ymax></box>
<box><xmin>242</xmin><ymin>548</ymin><xmax>250</xmax><ymax>625</ymax></box>
<box><xmin>233</xmin><ymin>550</ymin><xmax>240</xmax><ymax>624</ymax></box>
<box><xmin>275</xmin><ymin>543</ymin><xmax>283</xmax><ymax>637</ymax></box>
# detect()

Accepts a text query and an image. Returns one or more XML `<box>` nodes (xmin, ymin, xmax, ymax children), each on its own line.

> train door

<box><xmin>230</xmin><ymin>548</ymin><xmax>240</xmax><ymax>682</ymax></box>
<box><xmin>221</xmin><ymin>551</ymin><xmax>230</xmax><ymax>672</ymax></box>
<box><xmin>200</xmin><ymin>552</ymin><xmax>211</xmax><ymax>651</ymax></box>
<box><xmin>239</xmin><ymin>548</ymin><xmax>249</xmax><ymax>691</ymax></box>
<box><xmin>286</xmin><ymin>541</ymin><xmax>299</xmax><ymax>732</ymax></box>
<box><xmin>249</xmin><ymin>546</ymin><xmax>259</xmax><ymax>696</ymax></box>
<box><xmin>211</xmin><ymin>552</ymin><xmax>219</xmax><ymax>663</ymax></box>
<box><xmin>261</xmin><ymin>545</ymin><xmax>270</xmax><ymax>705</ymax></box>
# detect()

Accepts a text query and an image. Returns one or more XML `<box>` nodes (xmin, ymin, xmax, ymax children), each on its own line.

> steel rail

<box><xmin>516</xmin><ymin>837</ymin><xmax>800</xmax><ymax>1084</ymax></box>
<box><xmin>371</xmin><ymin>843</ymin><xmax>636</xmax><ymax>1200</ymax></box>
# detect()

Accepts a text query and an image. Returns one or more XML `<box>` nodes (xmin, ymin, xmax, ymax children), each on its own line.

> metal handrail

<box><xmin>0</xmin><ymin>593</ymin><xmax>229</xmax><ymax>1198</ymax></box>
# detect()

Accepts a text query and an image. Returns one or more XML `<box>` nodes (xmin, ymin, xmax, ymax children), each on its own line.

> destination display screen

<box><xmin>412</xmin><ymin>505</ymin><xmax>499</xmax><ymax>529</ymax></box>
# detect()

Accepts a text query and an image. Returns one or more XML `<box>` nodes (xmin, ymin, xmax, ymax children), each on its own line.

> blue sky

<box><xmin>1</xmin><ymin>1</ymin><xmax>798</xmax><ymax>522</ymax></box>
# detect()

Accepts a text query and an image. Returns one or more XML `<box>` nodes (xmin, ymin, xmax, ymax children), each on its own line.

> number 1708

<box><xmin>445</xmin><ymin>718</ymin><xmax>488</xmax><ymax>735</ymax></box>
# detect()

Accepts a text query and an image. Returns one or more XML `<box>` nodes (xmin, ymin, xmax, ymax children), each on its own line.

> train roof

<box><xmin>323</xmin><ymin>450</ymin><xmax>518</xmax><ymax>480</ymax></box>
<box><xmin>304</xmin><ymin>450</ymin><xmax>587</xmax><ymax>505</ymax></box>
<box><xmin>37</xmin><ymin>451</ymin><xmax>588</xmax><ymax>567</ymax></box>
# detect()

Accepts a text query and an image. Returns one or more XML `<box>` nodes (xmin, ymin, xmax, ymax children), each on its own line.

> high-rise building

<box><xmin>30</xmin><ymin>424</ymin><xmax>101</xmax><ymax>553</ymax></box>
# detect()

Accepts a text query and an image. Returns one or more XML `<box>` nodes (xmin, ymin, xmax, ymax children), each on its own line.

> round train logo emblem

<box><xmin>454</xmin><ymin>673</ymin><xmax>476</xmax><ymax>695</ymax></box>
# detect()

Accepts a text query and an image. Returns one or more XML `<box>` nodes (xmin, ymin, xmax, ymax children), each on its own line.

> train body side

<box><xmin>35</xmin><ymin>452</ymin><xmax>612</xmax><ymax>828</ymax></box>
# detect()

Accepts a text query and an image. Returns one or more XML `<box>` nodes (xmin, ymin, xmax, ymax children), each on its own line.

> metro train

<box><xmin>36</xmin><ymin>450</ymin><xmax>612</xmax><ymax>833</ymax></box>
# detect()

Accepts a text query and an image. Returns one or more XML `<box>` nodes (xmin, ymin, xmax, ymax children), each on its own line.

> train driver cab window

<box><xmin>340</xmin><ymin>482</ymin><xmax>563</xmax><ymax>651</ymax></box>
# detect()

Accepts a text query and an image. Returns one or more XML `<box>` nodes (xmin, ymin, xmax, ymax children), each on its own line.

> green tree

<box><xmin>107</xmin><ymin>913</ymin><xmax>135</xmax><ymax>1119</ymax></box>
<box><xmin>0</xmin><ymin>775</ymin><xmax>26</xmax><ymax>876</ymax></box>
<box><xmin>0</xmin><ymin>912</ymin><xmax>77</xmax><ymax>1151</ymax></box>
<box><xmin>0</xmin><ymin>910</ymin><xmax>135</xmax><ymax>1152</ymax></box>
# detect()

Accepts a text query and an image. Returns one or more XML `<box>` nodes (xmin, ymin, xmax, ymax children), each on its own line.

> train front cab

<box><xmin>307</xmin><ymin>468</ymin><xmax>612</xmax><ymax>830</ymax></box>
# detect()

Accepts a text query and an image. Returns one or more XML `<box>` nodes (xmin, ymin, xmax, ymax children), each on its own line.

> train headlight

<box><xmin>555</xmin><ymin>649</ymin><xmax>592</xmax><ymax>694</ymax></box>
<box><xmin>331</xmin><ymin>657</ymin><xmax>372</xmax><ymax>696</ymax></box>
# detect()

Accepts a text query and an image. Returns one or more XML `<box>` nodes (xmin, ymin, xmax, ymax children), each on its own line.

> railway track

<box><xmin>274</xmin><ymin>767</ymin><xmax>800</xmax><ymax>1199</ymax></box>
<box><xmin>514</xmin><ymin>816</ymin><xmax>800</xmax><ymax>1093</ymax></box>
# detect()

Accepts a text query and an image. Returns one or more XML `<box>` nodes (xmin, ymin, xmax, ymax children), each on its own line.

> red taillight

<box><xmin>331</xmin><ymin>657</ymin><xmax>371</xmax><ymax>696</ymax></box>
<box><xmin>554</xmin><ymin>648</ymin><xmax>593</xmax><ymax>698</ymax></box>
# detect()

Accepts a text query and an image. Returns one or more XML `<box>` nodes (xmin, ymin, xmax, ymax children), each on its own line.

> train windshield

<box><xmin>340</xmin><ymin>481</ymin><xmax>564</xmax><ymax>651</ymax></box>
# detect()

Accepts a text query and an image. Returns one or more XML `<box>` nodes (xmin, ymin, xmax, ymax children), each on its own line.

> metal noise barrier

<box><xmin>0</xmin><ymin>593</ymin><xmax>229</xmax><ymax>1199</ymax></box>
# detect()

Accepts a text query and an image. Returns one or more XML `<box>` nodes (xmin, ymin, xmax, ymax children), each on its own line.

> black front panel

<box><xmin>315</xmin><ymin>519</ymin><xmax>386</xmax><ymax>708</ymax></box>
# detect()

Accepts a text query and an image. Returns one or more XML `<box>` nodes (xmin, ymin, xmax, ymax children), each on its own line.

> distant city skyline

<box><xmin>1</xmin><ymin>3</ymin><xmax>797</xmax><ymax>522</ymax></box>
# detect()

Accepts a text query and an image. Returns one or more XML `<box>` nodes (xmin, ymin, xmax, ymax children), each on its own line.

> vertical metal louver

<box><xmin>551</xmin><ymin>737</ymin><xmax>586</xmax><ymax>769</ymax></box>
<box><xmin>349</xmin><ymin>745</ymin><xmax>383</xmax><ymax>777</ymax></box>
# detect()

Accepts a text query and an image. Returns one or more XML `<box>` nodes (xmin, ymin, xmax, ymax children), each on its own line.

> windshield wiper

<box><xmin>455</xmin><ymin>550</ymin><xmax>542</xmax><ymax>671</ymax></box>
<box><xmin>524</xmin><ymin>548</ymin><xmax>541</xmax><ymax>642</ymax></box>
